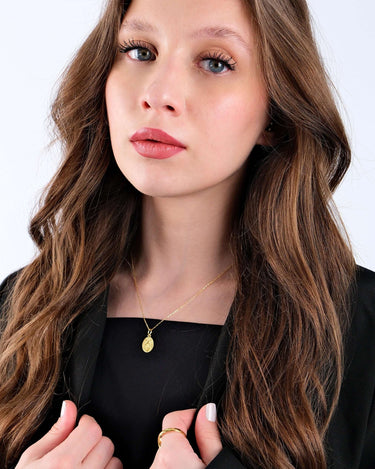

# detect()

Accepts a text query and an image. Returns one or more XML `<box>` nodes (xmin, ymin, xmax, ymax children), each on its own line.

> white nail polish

<box><xmin>60</xmin><ymin>401</ymin><xmax>66</xmax><ymax>418</ymax></box>
<box><xmin>206</xmin><ymin>403</ymin><xmax>217</xmax><ymax>422</ymax></box>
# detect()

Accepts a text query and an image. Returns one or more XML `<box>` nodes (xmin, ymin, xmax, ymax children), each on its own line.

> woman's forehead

<box><xmin>121</xmin><ymin>0</ymin><xmax>255</xmax><ymax>45</ymax></box>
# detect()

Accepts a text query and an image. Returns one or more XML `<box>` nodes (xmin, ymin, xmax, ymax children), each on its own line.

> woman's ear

<box><xmin>257</xmin><ymin>120</ymin><xmax>274</xmax><ymax>146</ymax></box>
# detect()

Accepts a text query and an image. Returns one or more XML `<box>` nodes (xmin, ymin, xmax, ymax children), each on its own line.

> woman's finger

<box><xmin>82</xmin><ymin>435</ymin><xmax>116</xmax><ymax>468</ymax></box>
<box><xmin>159</xmin><ymin>408</ymin><xmax>196</xmax><ymax>450</ymax></box>
<box><xmin>150</xmin><ymin>408</ymin><xmax>204</xmax><ymax>469</ymax></box>
<box><xmin>195</xmin><ymin>403</ymin><xmax>222</xmax><ymax>465</ymax></box>
<box><xmin>16</xmin><ymin>400</ymin><xmax>77</xmax><ymax>465</ymax></box>
<box><xmin>49</xmin><ymin>413</ymin><xmax>103</xmax><ymax>463</ymax></box>
<box><xmin>105</xmin><ymin>457</ymin><xmax>124</xmax><ymax>469</ymax></box>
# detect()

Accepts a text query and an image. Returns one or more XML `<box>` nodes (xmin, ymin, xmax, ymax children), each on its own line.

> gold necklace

<box><xmin>131</xmin><ymin>263</ymin><xmax>232</xmax><ymax>353</ymax></box>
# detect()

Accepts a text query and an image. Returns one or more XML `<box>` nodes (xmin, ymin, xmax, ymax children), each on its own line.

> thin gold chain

<box><xmin>131</xmin><ymin>263</ymin><xmax>232</xmax><ymax>334</ymax></box>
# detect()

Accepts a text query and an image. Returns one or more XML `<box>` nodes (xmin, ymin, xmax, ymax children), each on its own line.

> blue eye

<box><xmin>199</xmin><ymin>53</ymin><xmax>236</xmax><ymax>74</ymax></box>
<box><xmin>119</xmin><ymin>40</ymin><xmax>156</xmax><ymax>61</ymax></box>
<box><xmin>201</xmin><ymin>58</ymin><xmax>229</xmax><ymax>73</ymax></box>
<box><xmin>118</xmin><ymin>40</ymin><xmax>237</xmax><ymax>74</ymax></box>
<box><xmin>128</xmin><ymin>48</ymin><xmax>155</xmax><ymax>61</ymax></box>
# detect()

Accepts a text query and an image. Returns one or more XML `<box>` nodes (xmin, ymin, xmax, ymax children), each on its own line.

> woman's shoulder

<box><xmin>331</xmin><ymin>265</ymin><xmax>375</xmax><ymax>350</ymax></box>
<box><xmin>325</xmin><ymin>265</ymin><xmax>375</xmax><ymax>467</ymax></box>
<box><xmin>341</xmin><ymin>265</ymin><xmax>375</xmax><ymax>390</ymax></box>
<box><xmin>342</xmin><ymin>265</ymin><xmax>375</xmax><ymax>370</ymax></box>
<box><xmin>355</xmin><ymin>264</ymin><xmax>375</xmax><ymax>291</ymax></box>
<box><xmin>352</xmin><ymin>265</ymin><xmax>375</xmax><ymax>320</ymax></box>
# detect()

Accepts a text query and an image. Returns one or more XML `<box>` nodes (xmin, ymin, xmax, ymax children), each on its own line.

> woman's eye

<box><xmin>128</xmin><ymin>47</ymin><xmax>155</xmax><ymax>61</ymax></box>
<box><xmin>119</xmin><ymin>40</ymin><xmax>156</xmax><ymax>62</ymax></box>
<box><xmin>199</xmin><ymin>54</ymin><xmax>236</xmax><ymax>74</ymax></box>
<box><xmin>200</xmin><ymin>58</ymin><xmax>228</xmax><ymax>74</ymax></box>
<box><xmin>118</xmin><ymin>41</ymin><xmax>236</xmax><ymax>72</ymax></box>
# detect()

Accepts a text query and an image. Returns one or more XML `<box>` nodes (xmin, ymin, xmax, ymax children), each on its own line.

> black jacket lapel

<box><xmin>187</xmin><ymin>301</ymin><xmax>234</xmax><ymax>454</ymax></box>
<box><xmin>195</xmin><ymin>317</ymin><xmax>231</xmax><ymax>409</ymax></box>
<box><xmin>64</xmin><ymin>287</ymin><xmax>108</xmax><ymax>415</ymax></box>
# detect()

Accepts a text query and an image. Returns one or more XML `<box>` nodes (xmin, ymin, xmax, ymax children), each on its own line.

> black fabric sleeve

<box><xmin>324</xmin><ymin>266</ymin><xmax>375</xmax><ymax>468</ymax></box>
<box><xmin>357</xmin><ymin>267</ymin><xmax>375</xmax><ymax>468</ymax></box>
<box><xmin>206</xmin><ymin>447</ymin><xmax>248</xmax><ymax>468</ymax></box>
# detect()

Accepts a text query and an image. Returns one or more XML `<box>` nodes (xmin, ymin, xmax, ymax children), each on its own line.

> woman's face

<box><xmin>105</xmin><ymin>0</ymin><xmax>269</xmax><ymax>198</ymax></box>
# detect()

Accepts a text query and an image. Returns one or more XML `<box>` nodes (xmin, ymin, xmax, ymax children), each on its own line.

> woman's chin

<box><xmin>124</xmin><ymin>178</ymin><xmax>191</xmax><ymax>199</ymax></box>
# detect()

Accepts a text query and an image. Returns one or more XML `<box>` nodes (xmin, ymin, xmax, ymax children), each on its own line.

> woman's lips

<box><xmin>130</xmin><ymin>141</ymin><xmax>185</xmax><ymax>159</ymax></box>
<box><xmin>130</xmin><ymin>127</ymin><xmax>186</xmax><ymax>159</ymax></box>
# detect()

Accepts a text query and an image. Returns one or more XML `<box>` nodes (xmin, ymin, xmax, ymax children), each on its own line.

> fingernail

<box><xmin>206</xmin><ymin>403</ymin><xmax>217</xmax><ymax>422</ymax></box>
<box><xmin>60</xmin><ymin>401</ymin><xmax>66</xmax><ymax>418</ymax></box>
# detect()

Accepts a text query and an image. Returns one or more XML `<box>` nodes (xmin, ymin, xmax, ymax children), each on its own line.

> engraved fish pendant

<box><xmin>142</xmin><ymin>330</ymin><xmax>154</xmax><ymax>353</ymax></box>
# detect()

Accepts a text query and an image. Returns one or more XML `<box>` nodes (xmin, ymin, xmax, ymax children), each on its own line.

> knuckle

<box><xmin>162</xmin><ymin>409</ymin><xmax>186</xmax><ymax>429</ymax></box>
<box><xmin>49</xmin><ymin>421</ymin><xmax>62</xmax><ymax>436</ymax></box>
<box><xmin>101</xmin><ymin>435</ymin><xmax>115</xmax><ymax>455</ymax></box>
<box><xmin>90</xmin><ymin>423</ymin><xmax>103</xmax><ymax>442</ymax></box>
<box><xmin>108</xmin><ymin>457</ymin><xmax>123</xmax><ymax>469</ymax></box>
<box><xmin>79</xmin><ymin>414</ymin><xmax>102</xmax><ymax>441</ymax></box>
<box><xmin>79</xmin><ymin>414</ymin><xmax>94</xmax><ymax>427</ymax></box>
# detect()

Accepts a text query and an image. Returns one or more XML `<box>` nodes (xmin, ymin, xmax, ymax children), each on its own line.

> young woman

<box><xmin>1</xmin><ymin>0</ymin><xmax>374</xmax><ymax>468</ymax></box>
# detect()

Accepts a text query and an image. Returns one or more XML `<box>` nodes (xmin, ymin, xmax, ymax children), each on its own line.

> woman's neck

<box><xmin>109</xmin><ymin>186</ymin><xmax>240</xmax><ymax>323</ymax></box>
<box><xmin>137</xmin><ymin>187</ymin><xmax>236</xmax><ymax>286</ymax></box>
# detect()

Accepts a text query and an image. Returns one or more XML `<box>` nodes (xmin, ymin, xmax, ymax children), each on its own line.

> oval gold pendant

<box><xmin>142</xmin><ymin>335</ymin><xmax>154</xmax><ymax>353</ymax></box>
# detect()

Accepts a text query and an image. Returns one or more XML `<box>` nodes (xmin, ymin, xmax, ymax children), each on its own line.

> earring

<box><xmin>265</xmin><ymin>121</ymin><xmax>274</xmax><ymax>132</ymax></box>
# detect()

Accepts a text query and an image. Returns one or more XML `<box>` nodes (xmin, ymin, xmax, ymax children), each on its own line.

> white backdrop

<box><xmin>0</xmin><ymin>0</ymin><xmax>374</xmax><ymax>281</ymax></box>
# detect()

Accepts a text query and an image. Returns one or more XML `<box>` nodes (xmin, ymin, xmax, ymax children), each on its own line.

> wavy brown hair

<box><xmin>0</xmin><ymin>0</ymin><xmax>355</xmax><ymax>467</ymax></box>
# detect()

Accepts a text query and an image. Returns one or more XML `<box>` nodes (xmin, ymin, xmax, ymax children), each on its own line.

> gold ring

<box><xmin>157</xmin><ymin>427</ymin><xmax>187</xmax><ymax>448</ymax></box>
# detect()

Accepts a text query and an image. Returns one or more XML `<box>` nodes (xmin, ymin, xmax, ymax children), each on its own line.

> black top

<box><xmin>87</xmin><ymin>318</ymin><xmax>222</xmax><ymax>469</ymax></box>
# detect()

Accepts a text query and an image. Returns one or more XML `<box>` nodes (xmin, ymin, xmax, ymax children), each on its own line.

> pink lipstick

<box><xmin>130</xmin><ymin>128</ymin><xmax>186</xmax><ymax>159</ymax></box>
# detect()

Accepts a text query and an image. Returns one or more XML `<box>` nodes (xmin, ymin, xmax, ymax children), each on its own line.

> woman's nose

<box><xmin>140</xmin><ymin>60</ymin><xmax>186</xmax><ymax>116</ymax></box>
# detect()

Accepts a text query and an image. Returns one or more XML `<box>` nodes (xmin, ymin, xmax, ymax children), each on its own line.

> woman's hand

<box><xmin>150</xmin><ymin>403</ymin><xmax>222</xmax><ymax>469</ymax></box>
<box><xmin>15</xmin><ymin>400</ymin><xmax>122</xmax><ymax>469</ymax></box>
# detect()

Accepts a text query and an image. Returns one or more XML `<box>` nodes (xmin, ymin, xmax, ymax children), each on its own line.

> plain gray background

<box><xmin>0</xmin><ymin>0</ymin><xmax>374</xmax><ymax>281</ymax></box>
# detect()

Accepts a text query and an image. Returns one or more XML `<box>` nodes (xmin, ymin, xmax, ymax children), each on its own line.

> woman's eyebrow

<box><xmin>121</xmin><ymin>18</ymin><xmax>156</xmax><ymax>33</ymax></box>
<box><xmin>190</xmin><ymin>26</ymin><xmax>252</xmax><ymax>54</ymax></box>
<box><xmin>121</xmin><ymin>19</ymin><xmax>252</xmax><ymax>53</ymax></box>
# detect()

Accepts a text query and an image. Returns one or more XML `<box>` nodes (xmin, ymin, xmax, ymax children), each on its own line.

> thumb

<box><xmin>195</xmin><ymin>403</ymin><xmax>223</xmax><ymax>465</ymax></box>
<box><xmin>23</xmin><ymin>400</ymin><xmax>77</xmax><ymax>461</ymax></box>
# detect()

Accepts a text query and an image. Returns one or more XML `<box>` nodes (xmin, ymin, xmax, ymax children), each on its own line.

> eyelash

<box><xmin>118</xmin><ymin>39</ymin><xmax>237</xmax><ymax>73</ymax></box>
<box><xmin>118</xmin><ymin>39</ymin><xmax>154</xmax><ymax>56</ymax></box>
<box><xmin>198</xmin><ymin>51</ymin><xmax>237</xmax><ymax>72</ymax></box>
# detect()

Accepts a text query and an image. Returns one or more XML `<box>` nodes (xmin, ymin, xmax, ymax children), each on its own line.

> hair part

<box><xmin>0</xmin><ymin>0</ymin><xmax>355</xmax><ymax>467</ymax></box>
